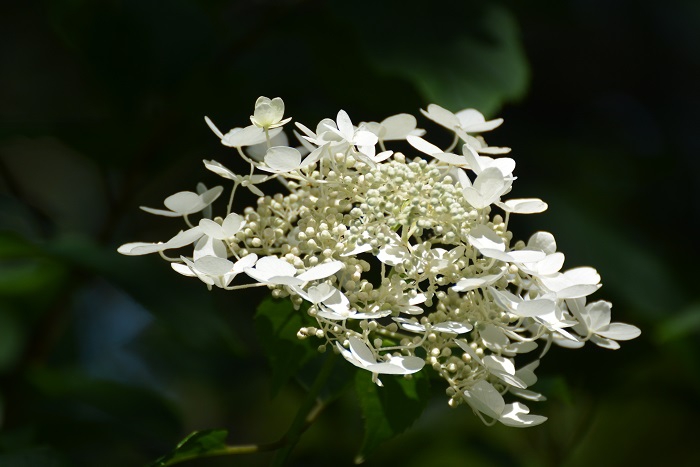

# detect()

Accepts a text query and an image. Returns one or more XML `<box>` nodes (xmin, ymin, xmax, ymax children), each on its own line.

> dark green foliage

<box><xmin>255</xmin><ymin>298</ymin><xmax>318</xmax><ymax>396</ymax></box>
<box><xmin>354</xmin><ymin>369</ymin><xmax>431</xmax><ymax>462</ymax></box>
<box><xmin>148</xmin><ymin>429</ymin><xmax>229</xmax><ymax>467</ymax></box>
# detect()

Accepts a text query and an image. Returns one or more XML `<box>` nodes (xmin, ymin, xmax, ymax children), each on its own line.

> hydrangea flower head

<box><xmin>120</xmin><ymin>96</ymin><xmax>640</xmax><ymax>427</ymax></box>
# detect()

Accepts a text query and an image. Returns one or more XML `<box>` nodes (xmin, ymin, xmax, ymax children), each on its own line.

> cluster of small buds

<box><xmin>119</xmin><ymin>97</ymin><xmax>641</xmax><ymax>427</ymax></box>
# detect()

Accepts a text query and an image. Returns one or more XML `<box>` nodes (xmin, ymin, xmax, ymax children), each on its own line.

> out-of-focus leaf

<box><xmin>0</xmin><ymin>137</ymin><xmax>108</xmax><ymax>235</ymax></box>
<box><xmin>538</xmin><ymin>376</ymin><xmax>574</xmax><ymax>406</ymax></box>
<box><xmin>0</xmin><ymin>446</ymin><xmax>66</xmax><ymax>467</ymax></box>
<box><xmin>45</xmin><ymin>233</ymin><xmax>244</xmax><ymax>355</ymax></box>
<box><xmin>148</xmin><ymin>429</ymin><xmax>228</xmax><ymax>467</ymax></box>
<box><xmin>540</xmin><ymin>200</ymin><xmax>684</xmax><ymax>320</ymax></box>
<box><xmin>29</xmin><ymin>368</ymin><xmax>181</xmax><ymax>441</ymax></box>
<box><xmin>656</xmin><ymin>302</ymin><xmax>700</xmax><ymax>342</ymax></box>
<box><xmin>254</xmin><ymin>298</ymin><xmax>317</xmax><ymax>396</ymax></box>
<box><xmin>296</xmin><ymin>351</ymin><xmax>355</xmax><ymax>403</ymax></box>
<box><xmin>354</xmin><ymin>369</ymin><xmax>431</xmax><ymax>462</ymax></box>
<box><xmin>344</xmin><ymin>1</ymin><xmax>529</xmax><ymax>115</ymax></box>
<box><xmin>0</xmin><ymin>309</ymin><xmax>23</xmax><ymax>371</ymax></box>
<box><xmin>0</xmin><ymin>231</ymin><xmax>39</xmax><ymax>258</ymax></box>
<box><xmin>0</xmin><ymin>257</ymin><xmax>66</xmax><ymax>296</ymax></box>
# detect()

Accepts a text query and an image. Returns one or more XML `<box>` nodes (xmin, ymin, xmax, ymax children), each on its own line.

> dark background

<box><xmin>1</xmin><ymin>0</ymin><xmax>698</xmax><ymax>465</ymax></box>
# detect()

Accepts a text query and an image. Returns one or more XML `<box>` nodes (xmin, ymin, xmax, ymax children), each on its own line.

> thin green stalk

<box><xmin>160</xmin><ymin>352</ymin><xmax>337</xmax><ymax>466</ymax></box>
<box><xmin>270</xmin><ymin>351</ymin><xmax>338</xmax><ymax>466</ymax></box>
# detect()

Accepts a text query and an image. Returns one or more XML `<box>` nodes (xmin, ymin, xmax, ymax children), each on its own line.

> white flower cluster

<box><xmin>119</xmin><ymin>97</ymin><xmax>641</xmax><ymax>427</ymax></box>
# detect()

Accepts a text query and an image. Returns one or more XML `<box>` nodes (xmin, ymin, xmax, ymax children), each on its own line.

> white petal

<box><xmin>454</xmin><ymin>169</ymin><xmax>472</xmax><ymax>192</ymax></box>
<box><xmin>139</xmin><ymin>206</ymin><xmax>183</xmax><ymax>217</ymax></box>
<box><xmin>499</xmin><ymin>402</ymin><xmax>547</xmax><ymax>427</ymax></box>
<box><xmin>395</xmin><ymin>319</ymin><xmax>426</xmax><ymax>333</ymax></box>
<box><xmin>432</xmin><ymin>152</ymin><xmax>468</xmax><ymax>165</ymax></box>
<box><xmin>483</xmin><ymin>356</ymin><xmax>527</xmax><ymax>389</ymax></box>
<box><xmin>584</xmin><ymin>300</ymin><xmax>612</xmax><ymax>330</ymax></box>
<box><xmin>596</xmin><ymin>323</ymin><xmax>641</xmax><ymax>341</ymax></box>
<box><xmin>305</xmin><ymin>283</ymin><xmax>337</xmax><ymax>304</ymax></box>
<box><xmin>261</xmin><ymin>146</ymin><xmax>302</xmax><ymax>172</ymax></box>
<box><xmin>455</xmin><ymin>108</ymin><xmax>485</xmax><ymax>126</ymax></box>
<box><xmin>409</xmin><ymin>293</ymin><xmax>427</xmax><ymax>305</ymax></box>
<box><xmin>193</xmin><ymin>236</ymin><xmax>227</xmax><ymax>261</ymax></box>
<box><xmin>341</xmin><ymin>242</ymin><xmax>373</xmax><ymax>257</ymax></box>
<box><xmin>354</xmin><ymin>130</ymin><xmax>378</xmax><ymax>147</ymax></box>
<box><xmin>483</xmin><ymin>355</ymin><xmax>516</xmax><ymax>375</ymax></box>
<box><xmin>166</xmin><ymin>227</ymin><xmax>205</xmax><ymax>249</ymax></box>
<box><xmin>463</xmin><ymin>380</ymin><xmax>505</xmax><ymax>419</ymax></box>
<box><xmin>203</xmin><ymin>159</ymin><xmax>236</xmax><ymax>180</ymax></box>
<box><xmin>204</xmin><ymin>116</ymin><xmax>224</xmax><ymax>139</ymax></box>
<box><xmin>372</xmin><ymin>150</ymin><xmax>394</xmax><ymax>162</ymax></box>
<box><xmin>468</xmin><ymin>225</ymin><xmax>506</xmax><ymax>252</ymax></box>
<box><xmin>489</xmin><ymin>287</ymin><xmax>521</xmax><ymax>313</ymax></box>
<box><xmin>505</xmin><ymin>249</ymin><xmax>547</xmax><ymax>264</ymax></box>
<box><xmin>254</xmin><ymin>96</ymin><xmax>271</xmax><ymax>106</ymax></box>
<box><xmin>455</xmin><ymin>339</ymin><xmax>483</xmax><ymax>364</ymax></box>
<box><xmin>194</xmin><ymin>256</ymin><xmax>234</xmax><ymax>276</ymax></box>
<box><xmin>246</xmin><ymin>131</ymin><xmax>289</xmax><ymax>160</ymax></box>
<box><xmin>296</xmin><ymin>261</ymin><xmax>344</xmax><ymax>281</ymax></box>
<box><xmin>371</xmin><ymin>355</ymin><xmax>425</xmax><ymax>375</ymax></box>
<box><xmin>514</xmin><ymin>360</ymin><xmax>540</xmax><ymax>387</ymax></box>
<box><xmin>377</xmin><ymin>242</ymin><xmax>410</xmax><ymax>266</ymax></box>
<box><xmin>348</xmin><ymin>336</ymin><xmax>378</xmax><ymax>367</ymax></box>
<box><xmin>432</xmin><ymin>321</ymin><xmax>473</xmax><ymax>334</ymax></box>
<box><xmin>499</xmin><ymin>198</ymin><xmax>548</xmax><ymax>214</ymax></box>
<box><xmin>421</xmin><ymin>104</ymin><xmax>459</xmax><ymax>130</ymax></box>
<box><xmin>199</xmin><ymin>186</ymin><xmax>224</xmax><ymax>206</ymax></box>
<box><xmin>199</xmin><ymin>218</ymin><xmax>225</xmax><ymax>239</ymax></box>
<box><xmin>258</xmin><ymin>256</ymin><xmax>296</xmax><ymax>278</ymax></box>
<box><xmin>379</xmin><ymin>113</ymin><xmax>417</xmax><ymax>140</ymax></box>
<box><xmin>565</xmin><ymin>267</ymin><xmax>601</xmax><ymax>285</ymax></box>
<box><xmin>590</xmin><ymin>334</ymin><xmax>621</xmax><ymax>350</ymax></box>
<box><xmin>336</xmin><ymin>342</ymin><xmax>366</xmax><ymax>369</ymax></box>
<box><xmin>163</xmin><ymin>191</ymin><xmax>202</xmax><ymax>214</ymax></box>
<box><xmin>221</xmin><ymin>125</ymin><xmax>269</xmax><ymax>147</ymax></box>
<box><xmin>509</xmin><ymin>388</ymin><xmax>546</xmax><ymax>402</ymax></box>
<box><xmin>531</xmin><ymin>253</ymin><xmax>565</xmax><ymax>276</ymax></box>
<box><xmin>480</xmin><ymin>324</ymin><xmax>510</xmax><ymax>350</ymax></box>
<box><xmin>222</xmin><ymin>213</ymin><xmax>245</xmax><ymax>236</ymax></box>
<box><xmin>232</xmin><ymin>253</ymin><xmax>258</xmax><ymax>274</ymax></box>
<box><xmin>556</xmin><ymin>284</ymin><xmax>601</xmax><ymax>299</ymax></box>
<box><xmin>117</xmin><ymin>242</ymin><xmax>165</xmax><ymax>256</ymax></box>
<box><xmin>472</xmin><ymin>167</ymin><xmax>508</xmax><ymax>204</ymax></box>
<box><xmin>300</xmin><ymin>144</ymin><xmax>327</xmax><ymax>167</ymax></box>
<box><xmin>515</xmin><ymin>299</ymin><xmax>556</xmax><ymax>317</ymax></box>
<box><xmin>406</xmin><ymin>135</ymin><xmax>442</xmax><ymax>155</ymax></box>
<box><xmin>171</xmin><ymin>262</ymin><xmax>196</xmax><ymax>277</ymax></box>
<box><xmin>528</xmin><ymin>231</ymin><xmax>557</xmax><ymax>254</ymax></box>
<box><xmin>336</xmin><ymin>110</ymin><xmax>354</xmax><ymax>141</ymax></box>
<box><xmin>457</xmin><ymin>109</ymin><xmax>503</xmax><ymax>133</ymax></box>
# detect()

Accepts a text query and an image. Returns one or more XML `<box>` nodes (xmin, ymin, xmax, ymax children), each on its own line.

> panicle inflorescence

<box><xmin>119</xmin><ymin>97</ymin><xmax>641</xmax><ymax>427</ymax></box>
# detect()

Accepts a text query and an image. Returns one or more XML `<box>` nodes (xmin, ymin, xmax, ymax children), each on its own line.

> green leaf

<box><xmin>346</xmin><ymin>1</ymin><xmax>529</xmax><ymax>115</ymax></box>
<box><xmin>296</xmin><ymin>351</ymin><xmax>356</xmax><ymax>403</ymax></box>
<box><xmin>354</xmin><ymin>369</ymin><xmax>431</xmax><ymax>462</ymax></box>
<box><xmin>0</xmin><ymin>231</ymin><xmax>39</xmax><ymax>258</ymax></box>
<box><xmin>29</xmin><ymin>368</ymin><xmax>181</xmax><ymax>441</ymax></box>
<box><xmin>0</xmin><ymin>446</ymin><xmax>66</xmax><ymax>467</ymax></box>
<box><xmin>0</xmin><ymin>309</ymin><xmax>23</xmax><ymax>371</ymax></box>
<box><xmin>148</xmin><ymin>430</ymin><xmax>228</xmax><ymax>467</ymax></box>
<box><xmin>656</xmin><ymin>302</ymin><xmax>700</xmax><ymax>343</ymax></box>
<box><xmin>254</xmin><ymin>298</ymin><xmax>317</xmax><ymax>396</ymax></box>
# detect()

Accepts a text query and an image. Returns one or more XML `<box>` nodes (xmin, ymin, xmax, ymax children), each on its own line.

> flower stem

<box><xmin>158</xmin><ymin>352</ymin><xmax>338</xmax><ymax>466</ymax></box>
<box><xmin>270</xmin><ymin>350</ymin><xmax>338</xmax><ymax>466</ymax></box>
